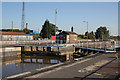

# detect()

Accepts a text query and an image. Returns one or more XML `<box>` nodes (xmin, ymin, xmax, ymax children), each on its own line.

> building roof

<box><xmin>60</xmin><ymin>31</ymin><xmax>78</xmax><ymax>35</ymax></box>
<box><xmin>0</xmin><ymin>31</ymin><xmax>26</xmax><ymax>35</ymax></box>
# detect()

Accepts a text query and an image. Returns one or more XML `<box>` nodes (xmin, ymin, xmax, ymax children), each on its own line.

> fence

<box><xmin>55</xmin><ymin>40</ymin><xmax>120</xmax><ymax>49</ymax></box>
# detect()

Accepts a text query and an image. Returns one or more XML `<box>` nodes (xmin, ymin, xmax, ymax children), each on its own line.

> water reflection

<box><xmin>22</xmin><ymin>55</ymin><xmax>65</xmax><ymax>64</ymax></box>
<box><xmin>24</xmin><ymin>59</ymin><xmax>61</xmax><ymax>64</ymax></box>
<box><xmin>2</xmin><ymin>62</ymin><xmax>51</xmax><ymax>78</ymax></box>
<box><xmin>2</xmin><ymin>54</ymin><xmax>66</xmax><ymax>78</ymax></box>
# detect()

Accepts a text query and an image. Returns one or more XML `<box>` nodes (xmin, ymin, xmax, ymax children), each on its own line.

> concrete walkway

<box><xmin>24</xmin><ymin>53</ymin><xmax>119</xmax><ymax>79</ymax></box>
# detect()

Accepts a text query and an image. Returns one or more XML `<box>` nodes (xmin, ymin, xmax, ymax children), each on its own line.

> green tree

<box><xmin>89</xmin><ymin>31</ymin><xmax>95</xmax><ymax>40</ymax></box>
<box><xmin>23</xmin><ymin>28</ymin><xmax>30</xmax><ymax>34</ymax></box>
<box><xmin>95</xmin><ymin>26</ymin><xmax>109</xmax><ymax>40</ymax></box>
<box><xmin>84</xmin><ymin>31</ymin><xmax>95</xmax><ymax>40</ymax></box>
<box><xmin>117</xmin><ymin>35</ymin><xmax>120</xmax><ymax>40</ymax></box>
<box><xmin>78</xmin><ymin>34</ymin><xmax>84</xmax><ymax>39</ymax></box>
<box><xmin>40</xmin><ymin>19</ymin><xmax>58</xmax><ymax>39</ymax></box>
<box><xmin>85</xmin><ymin>31</ymin><xmax>89</xmax><ymax>37</ymax></box>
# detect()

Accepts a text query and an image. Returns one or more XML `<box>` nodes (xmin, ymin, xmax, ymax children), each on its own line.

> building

<box><xmin>30</xmin><ymin>30</ymin><xmax>40</xmax><ymax>34</ymax></box>
<box><xmin>50</xmin><ymin>30</ymin><xmax>62</xmax><ymax>40</ymax></box>
<box><xmin>56</xmin><ymin>30</ymin><xmax>62</xmax><ymax>35</ymax></box>
<box><xmin>0</xmin><ymin>31</ymin><xmax>33</xmax><ymax>41</ymax></box>
<box><xmin>50</xmin><ymin>36</ymin><xmax>55</xmax><ymax>40</ymax></box>
<box><xmin>56</xmin><ymin>31</ymin><xmax>78</xmax><ymax>43</ymax></box>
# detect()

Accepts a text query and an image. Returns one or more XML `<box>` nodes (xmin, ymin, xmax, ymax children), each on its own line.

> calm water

<box><xmin>2</xmin><ymin>63</ymin><xmax>51</xmax><ymax>78</ymax></box>
<box><xmin>2</xmin><ymin>55</ymin><xmax>64</xmax><ymax>78</ymax></box>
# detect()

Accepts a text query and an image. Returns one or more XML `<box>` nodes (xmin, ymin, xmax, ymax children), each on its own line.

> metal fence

<box><xmin>55</xmin><ymin>40</ymin><xmax>119</xmax><ymax>49</ymax></box>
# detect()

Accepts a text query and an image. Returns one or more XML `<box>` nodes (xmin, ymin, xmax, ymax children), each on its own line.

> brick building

<box><xmin>56</xmin><ymin>31</ymin><xmax>78</xmax><ymax>43</ymax></box>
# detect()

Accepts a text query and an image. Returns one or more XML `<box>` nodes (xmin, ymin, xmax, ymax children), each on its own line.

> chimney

<box><xmin>26</xmin><ymin>23</ymin><xmax>28</xmax><ymax>29</ymax></box>
<box><xmin>12</xmin><ymin>21</ymin><xmax>13</xmax><ymax>32</ymax></box>
<box><xmin>71</xmin><ymin>26</ymin><xmax>73</xmax><ymax>32</ymax></box>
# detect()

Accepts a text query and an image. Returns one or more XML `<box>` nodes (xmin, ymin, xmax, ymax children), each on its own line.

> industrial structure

<box><xmin>21</xmin><ymin>2</ymin><xmax>25</xmax><ymax>30</ymax></box>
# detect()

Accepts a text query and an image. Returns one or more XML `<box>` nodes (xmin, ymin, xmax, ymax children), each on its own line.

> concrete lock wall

<box><xmin>1</xmin><ymin>47</ymin><xmax>21</xmax><ymax>59</ymax></box>
<box><xmin>66</xmin><ymin>54</ymin><xmax>73</xmax><ymax>61</ymax></box>
<box><xmin>38</xmin><ymin>47</ymin><xmax>43</xmax><ymax>51</ymax></box>
<box><xmin>24</xmin><ymin>46</ymin><xmax>31</xmax><ymax>51</ymax></box>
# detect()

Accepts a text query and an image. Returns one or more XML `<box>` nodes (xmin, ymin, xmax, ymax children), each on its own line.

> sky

<box><xmin>2</xmin><ymin>2</ymin><xmax>118</xmax><ymax>36</ymax></box>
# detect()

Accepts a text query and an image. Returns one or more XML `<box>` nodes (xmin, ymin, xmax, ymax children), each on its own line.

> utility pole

<box><xmin>55</xmin><ymin>8</ymin><xmax>57</xmax><ymax>43</ymax></box>
<box><xmin>47</xmin><ymin>21</ymin><xmax>48</xmax><ymax>39</ymax></box>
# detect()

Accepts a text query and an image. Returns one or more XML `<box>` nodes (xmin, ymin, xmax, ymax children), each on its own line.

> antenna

<box><xmin>21</xmin><ymin>1</ymin><xmax>25</xmax><ymax>30</ymax></box>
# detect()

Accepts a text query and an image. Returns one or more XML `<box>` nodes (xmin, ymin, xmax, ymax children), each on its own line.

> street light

<box><xmin>55</xmin><ymin>8</ymin><xmax>57</xmax><ymax>44</ymax></box>
<box><xmin>83</xmin><ymin>21</ymin><xmax>88</xmax><ymax>49</ymax></box>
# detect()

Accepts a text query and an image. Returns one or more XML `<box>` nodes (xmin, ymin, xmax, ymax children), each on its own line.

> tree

<box><xmin>78</xmin><ymin>34</ymin><xmax>84</xmax><ymax>39</ymax></box>
<box><xmin>40</xmin><ymin>19</ymin><xmax>58</xmax><ymax>39</ymax></box>
<box><xmin>84</xmin><ymin>31</ymin><xmax>95</xmax><ymax>40</ymax></box>
<box><xmin>23</xmin><ymin>28</ymin><xmax>30</xmax><ymax>34</ymax></box>
<box><xmin>95</xmin><ymin>26</ymin><xmax>109</xmax><ymax>40</ymax></box>
<box><xmin>89</xmin><ymin>31</ymin><xmax>95</xmax><ymax>40</ymax></box>
<box><xmin>85</xmin><ymin>31</ymin><xmax>89</xmax><ymax>37</ymax></box>
<box><xmin>117</xmin><ymin>35</ymin><xmax>120</xmax><ymax>40</ymax></box>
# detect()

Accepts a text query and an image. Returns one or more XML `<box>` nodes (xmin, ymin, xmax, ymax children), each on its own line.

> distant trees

<box><xmin>84</xmin><ymin>31</ymin><xmax>95</xmax><ymax>40</ymax></box>
<box><xmin>95</xmin><ymin>26</ymin><xmax>109</xmax><ymax>40</ymax></box>
<box><xmin>40</xmin><ymin>19</ymin><xmax>58</xmax><ymax>39</ymax></box>
<box><xmin>110</xmin><ymin>35</ymin><xmax>120</xmax><ymax>40</ymax></box>
<box><xmin>78</xmin><ymin>34</ymin><xmax>84</xmax><ymax>39</ymax></box>
<box><xmin>23</xmin><ymin>28</ymin><xmax>30</xmax><ymax>34</ymax></box>
<box><xmin>89</xmin><ymin>31</ymin><xmax>95</xmax><ymax>40</ymax></box>
<box><xmin>1</xmin><ymin>28</ymin><xmax>31</xmax><ymax>34</ymax></box>
<box><xmin>78</xmin><ymin>26</ymin><xmax>110</xmax><ymax>40</ymax></box>
<box><xmin>1</xmin><ymin>29</ymin><xmax>23</xmax><ymax>32</ymax></box>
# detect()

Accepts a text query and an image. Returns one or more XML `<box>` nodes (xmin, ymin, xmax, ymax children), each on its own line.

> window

<box><xmin>56</xmin><ymin>36</ymin><xmax>59</xmax><ymax>40</ymax></box>
<box><xmin>67</xmin><ymin>35</ymin><xmax>69</xmax><ymax>40</ymax></box>
<box><xmin>74</xmin><ymin>35</ymin><xmax>77</xmax><ymax>40</ymax></box>
<box><xmin>60</xmin><ymin>35</ymin><xmax>63</xmax><ymax>40</ymax></box>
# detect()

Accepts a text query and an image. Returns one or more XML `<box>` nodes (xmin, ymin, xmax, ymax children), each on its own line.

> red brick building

<box><xmin>56</xmin><ymin>31</ymin><xmax>78</xmax><ymax>43</ymax></box>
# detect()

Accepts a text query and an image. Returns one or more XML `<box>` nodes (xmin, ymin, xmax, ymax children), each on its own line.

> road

<box><xmin>24</xmin><ymin>53</ymin><xmax>119</xmax><ymax>79</ymax></box>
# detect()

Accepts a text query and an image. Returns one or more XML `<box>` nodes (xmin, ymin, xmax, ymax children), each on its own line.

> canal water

<box><xmin>2</xmin><ymin>52</ymin><xmax>65</xmax><ymax>78</ymax></box>
<box><xmin>2</xmin><ymin>62</ymin><xmax>51</xmax><ymax>78</ymax></box>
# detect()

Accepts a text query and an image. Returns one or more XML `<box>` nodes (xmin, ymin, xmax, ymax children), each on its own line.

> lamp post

<box><xmin>83</xmin><ymin>21</ymin><xmax>88</xmax><ymax>49</ymax></box>
<box><xmin>55</xmin><ymin>8</ymin><xmax>57</xmax><ymax>44</ymax></box>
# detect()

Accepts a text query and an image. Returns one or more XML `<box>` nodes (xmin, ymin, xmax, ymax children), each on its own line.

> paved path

<box><xmin>25</xmin><ymin>53</ymin><xmax>119</xmax><ymax>79</ymax></box>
